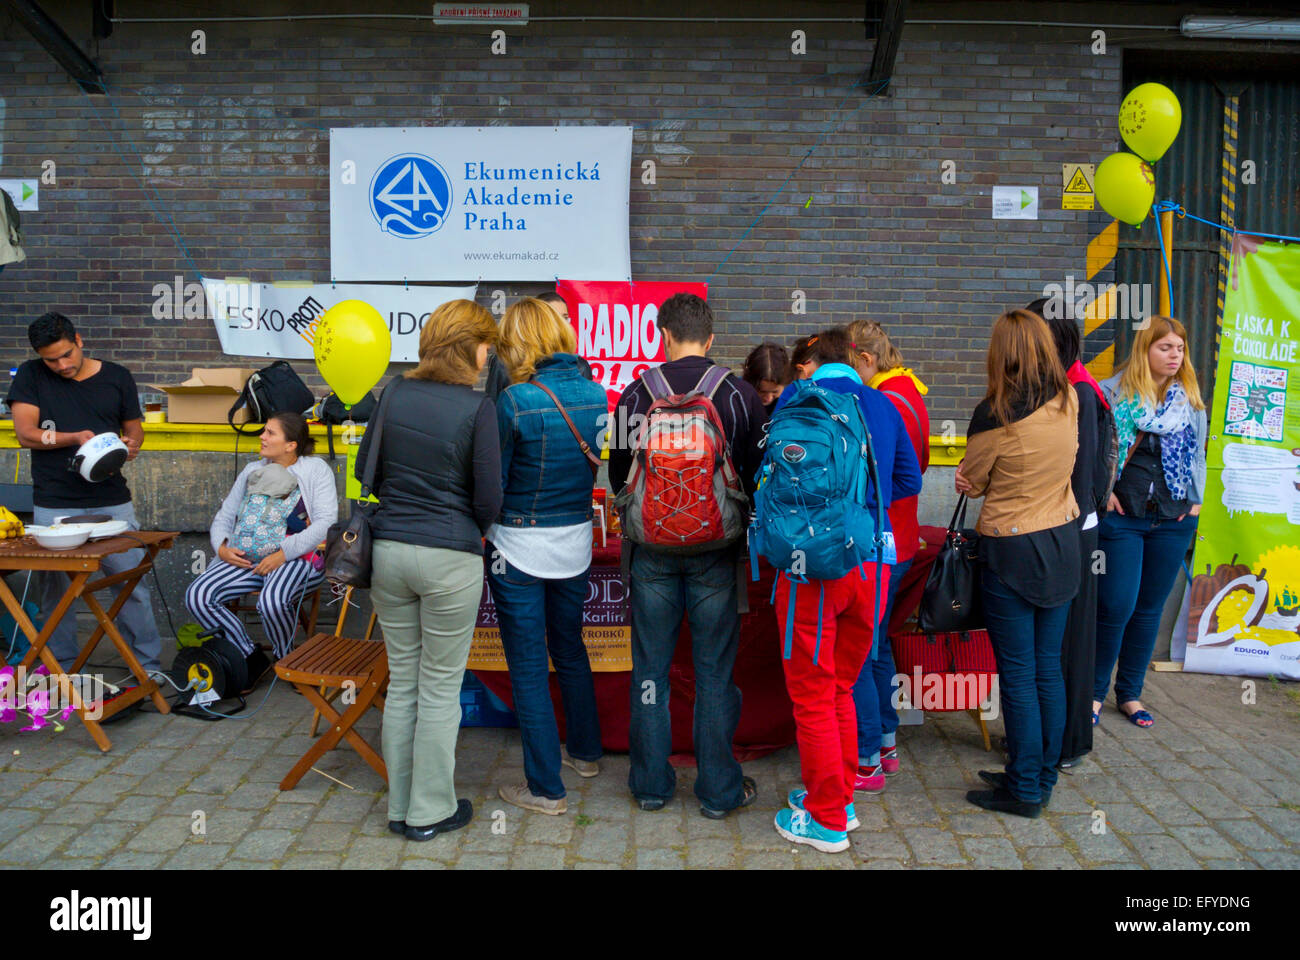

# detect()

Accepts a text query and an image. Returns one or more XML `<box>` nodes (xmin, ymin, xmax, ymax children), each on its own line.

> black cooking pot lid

<box><xmin>88</xmin><ymin>447</ymin><xmax>128</xmax><ymax>482</ymax></box>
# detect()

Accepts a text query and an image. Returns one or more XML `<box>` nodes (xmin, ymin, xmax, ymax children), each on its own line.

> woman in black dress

<box><xmin>1029</xmin><ymin>297</ymin><xmax>1112</xmax><ymax>769</ymax></box>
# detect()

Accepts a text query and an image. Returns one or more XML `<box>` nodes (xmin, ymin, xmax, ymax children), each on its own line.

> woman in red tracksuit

<box><xmin>845</xmin><ymin>319</ymin><xmax>930</xmax><ymax>791</ymax></box>
<box><xmin>770</xmin><ymin>329</ymin><xmax>922</xmax><ymax>853</ymax></box>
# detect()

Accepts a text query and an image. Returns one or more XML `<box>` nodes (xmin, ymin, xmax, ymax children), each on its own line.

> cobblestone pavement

<box><xmin>1</xmin><ymin>667</ymin><xmax>1297</xmax><ymax>870</ymax></box>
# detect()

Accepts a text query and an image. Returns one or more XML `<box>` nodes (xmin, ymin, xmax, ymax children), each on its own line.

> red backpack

<box><xmin>615</xmin><ymin>365</ymin><xmax>748</xmax><ymax>553</ymax></box>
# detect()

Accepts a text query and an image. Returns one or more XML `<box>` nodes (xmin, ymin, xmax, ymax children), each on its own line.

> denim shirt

<box><xmin>497</xmin><ymin>353</ymin><xmax>608</xmax><ymax>527</ymax></box>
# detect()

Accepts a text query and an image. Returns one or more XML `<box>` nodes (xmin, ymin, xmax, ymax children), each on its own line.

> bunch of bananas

<box><xmin>0</xmin><ymin>506</ymin><xmax>25</xmax><ymax>539</ymax></box>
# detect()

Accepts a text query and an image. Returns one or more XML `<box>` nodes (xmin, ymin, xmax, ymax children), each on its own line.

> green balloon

<box><xmin>1119</xmin><ymin>83</ymin><xmax>1182</xmax><ymax>162</ymax></box>
<box><xmin>1095</xmin><ymin>152</ymin><xmax>1155</xmax><ymax>227</ymax></box>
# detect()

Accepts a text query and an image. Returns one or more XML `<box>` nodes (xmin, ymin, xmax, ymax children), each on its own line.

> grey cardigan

<box><xmin>1099</xmin><ymin>373</ymin><xmax>1208</xmax><ymax>505</ymax></box>
<box><xmin>210</xmin><ymin>457</ymin><xmax>339</xmax><ymax>560</ymax></box>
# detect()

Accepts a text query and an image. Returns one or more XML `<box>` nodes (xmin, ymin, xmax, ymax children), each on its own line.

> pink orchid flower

<box><xmin>20</xmin><ymin>688</ymin><xmax>49</xmax><ymax>732</ymax></box>
<box><xmin>0</xmin><ymin>666</ymin><xmax>15</xmax><ymax>723</ymax></box>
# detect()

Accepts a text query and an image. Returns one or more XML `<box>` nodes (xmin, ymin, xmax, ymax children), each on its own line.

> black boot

<box><xmin>404</xmin><ymin>799</ymin><xmax>473</xmax><ymax>841</ymax></box>
<box><xmin>977</xmin><ymin>771</ymin><xmax>1051</xmax><ymax>809</ymax></box>
<box><xmin>966</xmin><ymin>787</ymin><xmax>1042</xmax><ymax>818</ymax></box>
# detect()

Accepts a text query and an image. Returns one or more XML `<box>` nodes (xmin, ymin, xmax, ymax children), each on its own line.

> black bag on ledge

<box><xmin>918</xmin><ymin>494</ymin><xmax>983</xmax><ymax>634</ymax></box>
<box><xmin>319</xmin><ymin>391</ymin><xmax>378</xmax><ymax>460</ymax></box>
<box><xmin>228</xmin><ymin>361</ymin><xmax>315</xmax><ymax>435</ymax></box>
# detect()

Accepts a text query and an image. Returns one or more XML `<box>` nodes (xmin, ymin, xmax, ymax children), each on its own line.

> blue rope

<box><xmin>1157</xmin><ymin>202</ymin><xmax>1300</xmax><ymax>244</ymax></box>
<box><xmin>1151</xmin><ymin>201</ymin><xmax>1176</xmax><ymax>314</ymax></box>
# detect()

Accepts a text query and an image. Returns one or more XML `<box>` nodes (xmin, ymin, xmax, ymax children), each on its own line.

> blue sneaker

<box><xmin>774</xmin><ymin>807</ymin><xmax>850</xmax><ymax>853</ymax></box>
<box><xmin>787</xmin><ymin>788</ymin><xmax>860</xmax><ymax>831</ymax></box>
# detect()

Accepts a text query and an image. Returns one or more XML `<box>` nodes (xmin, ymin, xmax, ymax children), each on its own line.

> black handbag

<box><xmin>322</xmin><ymin>382</ymin><xmax>395</xmax><ymax>588</ymax></box>
<box><xmin>228</xmin><ymin>360</ymin><xmax>316</xmax><ymax>435</ymax></box>
<box><xmin>918</xmin><ymin>495</ymin><xmax>983</xmax><ymax>633</ymax></box>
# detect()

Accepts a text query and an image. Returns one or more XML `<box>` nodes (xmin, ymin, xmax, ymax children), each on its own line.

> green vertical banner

<box><xmin>1185</xmin><ymin>238</ymin><xmax>1300</xmax><ymax>679</ymax></box>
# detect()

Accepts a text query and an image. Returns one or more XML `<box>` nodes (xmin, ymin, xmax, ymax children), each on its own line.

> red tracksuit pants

<box><xmin>774</xmin><ymin>564</ymin><xmax>888</xmax><ymax>832</ymax></box>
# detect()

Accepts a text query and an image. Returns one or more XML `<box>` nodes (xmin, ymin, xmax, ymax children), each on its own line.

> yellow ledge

<box><xmin>0</xmin><ymin>420</ymin><xmax>366</xmax><ymax>454</ymax></box>
<box><xmin>0</xmin><ymin>421</ymin><xmax>967</xmax><ymax>464</ymax></box>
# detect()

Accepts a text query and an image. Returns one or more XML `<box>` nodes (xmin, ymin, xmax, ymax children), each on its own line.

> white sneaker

<box><xmin>498</xmin><ymin>782</ymin><xmax>566</xmax><ymax>815</ymax></box>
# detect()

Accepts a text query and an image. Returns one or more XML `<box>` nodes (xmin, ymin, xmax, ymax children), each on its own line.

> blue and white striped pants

<box><xmin>184</xmin><ymin>558</ymin><xmax>324</xmax><ymax>659</ymax></box>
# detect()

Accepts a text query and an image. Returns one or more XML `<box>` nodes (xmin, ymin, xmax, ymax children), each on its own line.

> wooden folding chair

<box><xmin>273</xmin><ymin>585</ymin><xmax>386</xmax><ymax>790</ymax></box>
<box><xmin>308</xmin><ymin>588</ymin><xmax>379</xmax><ymax>736</ymax></box>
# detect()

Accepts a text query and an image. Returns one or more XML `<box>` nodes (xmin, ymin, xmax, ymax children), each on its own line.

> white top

<box><xmin>209</xmin><ymin>457</ymin><xmax>339</xmax><ymax>561</ymax></box>
<box><xmin>487</xmin><ymin>521</ymin><xmax>592</xmax><ymax>579</ymax></box>
<box><xmin>1082</xmin><ymin>511</ymin><xmax>1098</xmax><ymax>531</ymax></box>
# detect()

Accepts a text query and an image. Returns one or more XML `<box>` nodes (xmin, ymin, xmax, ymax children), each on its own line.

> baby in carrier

<box><xmin>229</xmin><ymin>464</ymin><xmax>301</xmax><ymax>562</ymax></box>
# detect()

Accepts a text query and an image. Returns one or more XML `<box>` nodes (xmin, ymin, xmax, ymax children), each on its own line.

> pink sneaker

<box><xmin>880</xmin><ymin>745</ymin><xmax>900</xmax><ymax>776</ymax></box>
<box><xmin>854</xmin><ymin>763</ymin><xmax>885</xmax><ymax>794</ymax></box>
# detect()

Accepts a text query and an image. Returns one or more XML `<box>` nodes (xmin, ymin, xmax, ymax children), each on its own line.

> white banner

<box><xmin>203</xmin><ymin>281</ymin><xmax>479</xmax><ymax>362</ymax></box>
<box><xmin>329</xmin><ymin>126</ymin><xmax>632</xmax><ymax>282</ymax></box>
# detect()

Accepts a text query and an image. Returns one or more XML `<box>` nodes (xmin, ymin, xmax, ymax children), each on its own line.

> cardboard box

<box><xmin>151</xmin><ymin>367</ymin><xmax>256</xmax><ymax>424</ymax></box>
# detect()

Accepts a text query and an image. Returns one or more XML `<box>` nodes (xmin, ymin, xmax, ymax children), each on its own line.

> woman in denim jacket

<box><xmin>488</xmin><ymin>297</ymin><xmax>608</xmax><ymax>815</ymax></box>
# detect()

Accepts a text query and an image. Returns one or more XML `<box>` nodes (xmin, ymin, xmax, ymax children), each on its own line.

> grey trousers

<box><xmin>370</xmin><ymin>539</ymin><xmax>482</xmax><ymax>827</ymax></box>
<box><xmin>33</xmin><ymin>502</ymin><xmax>164</xmax><ymax>673</ymax></box>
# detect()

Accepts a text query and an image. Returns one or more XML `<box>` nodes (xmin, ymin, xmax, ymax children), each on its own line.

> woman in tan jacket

<box><xmin>954</xmin><ymin>309</ymin><xmax>1080</xmax><ymax>818</ymax></box>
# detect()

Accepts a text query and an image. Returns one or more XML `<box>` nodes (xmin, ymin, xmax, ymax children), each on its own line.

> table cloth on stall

<box><xmin>471</xmin><ymin>529</ymin><xmax>944</xmax><ymax>762</ymax></box>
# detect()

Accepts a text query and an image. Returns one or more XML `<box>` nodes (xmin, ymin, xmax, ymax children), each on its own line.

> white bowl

<box><xmin>33</xmin><ymin>523</ymin><xmax>95</xmax><ymax>550</ymax></box>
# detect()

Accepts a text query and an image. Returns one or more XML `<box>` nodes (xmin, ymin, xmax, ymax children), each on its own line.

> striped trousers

<box><xmin>184</xmin><ymin>558</ymin><xmax>324</xmax><ymax>659</ymax></box>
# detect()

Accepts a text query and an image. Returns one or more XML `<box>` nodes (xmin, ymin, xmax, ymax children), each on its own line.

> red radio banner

<box><xmin>555</xmin><ymin>279</ymin><xmax>708</xmax><ymax>410</ymax></box>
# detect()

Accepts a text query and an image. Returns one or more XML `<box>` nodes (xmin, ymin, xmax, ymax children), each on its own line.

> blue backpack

<box><xmin>749</xmin><ymin>379</ymin><xmax>895</xmax><ymax>662</ymax></box>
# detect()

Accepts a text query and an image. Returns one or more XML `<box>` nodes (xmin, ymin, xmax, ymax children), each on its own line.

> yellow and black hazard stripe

<box><xmin>1213</xmin><ymin>93</ymin><xmax>1240</xmax><ymax>370</ymax></box>
<box><xmin>1082</xmin><ymin>219</ymin><xmax>1118</xmax><ymax>380</ymax></box>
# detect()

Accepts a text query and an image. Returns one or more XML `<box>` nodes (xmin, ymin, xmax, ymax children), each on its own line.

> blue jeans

<box><xmin>627</xmin><ymin>545</ymin><xmax>744</xmax><ymax>810</ymax></box>
<box><xmin>486</xmin><ymin>546</ymin><xmax>601</xmax><ymax>800</ymax></box>
<box><xmin>1094</xmin><ymin>510</ymin><xmax>1197</xmax><ymax>706</ymax></box>
<box><xmin>852</xmin><ymin>557</ymin><xmax>911</xmax><ymax>760</ymax></box>
<box><xmin>981</xmin><ymin>566</ymin><xmax>1071</xmax><ymax>804</ymax></box>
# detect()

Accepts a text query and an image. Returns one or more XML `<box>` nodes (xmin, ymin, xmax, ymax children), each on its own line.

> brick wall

<box><xmin>0</xmin><ymin>3</ymin><xmax>1122</xmax><ymax>428</ymax></box>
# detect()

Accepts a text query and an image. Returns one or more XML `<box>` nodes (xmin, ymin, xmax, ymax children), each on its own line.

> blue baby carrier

<box><xmin>749</xmin><ymin>379</ymin><xmax>895</xmax><ymax>663</ymax></box>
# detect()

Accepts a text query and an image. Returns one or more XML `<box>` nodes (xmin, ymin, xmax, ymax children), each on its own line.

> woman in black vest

<box><xmin>358</xmin><ymin>299</ymin><xmax>503</xmax><ymax>842</ymax></box>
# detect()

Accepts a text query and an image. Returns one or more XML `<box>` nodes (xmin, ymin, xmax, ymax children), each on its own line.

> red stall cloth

<box><xmin>473</xmin><ymin>542</ymin><xmax>796</xmax><ymax>763</ymax></box>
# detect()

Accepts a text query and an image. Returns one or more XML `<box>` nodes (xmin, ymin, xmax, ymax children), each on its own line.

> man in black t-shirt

<box><xmin>6</xmin><ymin>313</ymin><xmax>163</xmax><ymax>673</ymax></box>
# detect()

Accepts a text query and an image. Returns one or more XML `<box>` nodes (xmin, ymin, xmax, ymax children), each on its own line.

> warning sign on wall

<box><xmin>1062</xmin><ymin>163</ymin><xmax>1096</xmax><ymax>211</ymax></box>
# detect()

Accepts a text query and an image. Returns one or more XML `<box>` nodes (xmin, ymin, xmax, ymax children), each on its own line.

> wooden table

<box><xmin>0</xmin><ymin>530</ymin><xmax>178</xmax><ymax>751</ymax></box>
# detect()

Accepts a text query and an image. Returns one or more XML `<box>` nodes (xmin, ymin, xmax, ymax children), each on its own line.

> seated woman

<box><xmin>185</xmin><ymin>411</ymin><xmax>338</xmax><ymax>684</ymax></box>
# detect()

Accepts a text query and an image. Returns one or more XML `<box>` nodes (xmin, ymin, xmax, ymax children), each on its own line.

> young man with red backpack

<box><xmin>609</xmin><ymin>294</ymin><xmax>768</xmax><ymax>819</ymax></box>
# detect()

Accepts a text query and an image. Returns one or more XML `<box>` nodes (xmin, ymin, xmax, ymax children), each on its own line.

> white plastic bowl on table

<box><xmin>28</xmin><ymin>523</ymin><xmax>96</xmax><ymax>550</ymax></box>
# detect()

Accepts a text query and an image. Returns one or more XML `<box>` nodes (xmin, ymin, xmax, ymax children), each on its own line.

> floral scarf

<box><xmin>1112</xmin><ymin>380</ymin><xmax>1197</xmax><ymax>500</ymax></box>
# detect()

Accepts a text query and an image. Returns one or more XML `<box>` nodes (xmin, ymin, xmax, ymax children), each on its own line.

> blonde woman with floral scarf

<box><xmin>1095</xmin><ymin>316</ymin><xmax>1207</xmax><ymax>730</ymax></box>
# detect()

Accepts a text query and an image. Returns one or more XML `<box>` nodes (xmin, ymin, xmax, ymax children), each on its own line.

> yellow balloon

<box><xmin>1118</xmin><ymin>82</ymin><xmax>1182</xmax><ymax>162</ymax></box>
<box><xmin>1095</xmin><ymin>152</ymin><xmax>1155</xmax><ymax>227</ymax></box>
<box><xmin>314</xmin><ymin>300</ymin><xmax>391</xmax><ymax>407</ymax></box>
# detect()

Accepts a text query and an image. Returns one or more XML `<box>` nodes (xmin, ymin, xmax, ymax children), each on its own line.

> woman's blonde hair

<box><xmin>1115</xmin><ymin>315</ymin><xmax>1205</xmax><ymax>411</ymax></box>
<box><xmin>497</xmin><ymin>297</ymin><xmax>576</xmax><ymax>383</ymax></box>
<box><xmin>407</xmin><ymin>299</ymin><xmax>497</xmax><ymax>386</ymax></box>
<box><xmin>844</xmin><ymin>318</ymin><xmax>905</xmax><ymax>374</ymax></box>
<box><xmin>982</xmin><ymin>309</ymin><xmax>1070</xmax><ymax>426</ymax></box>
